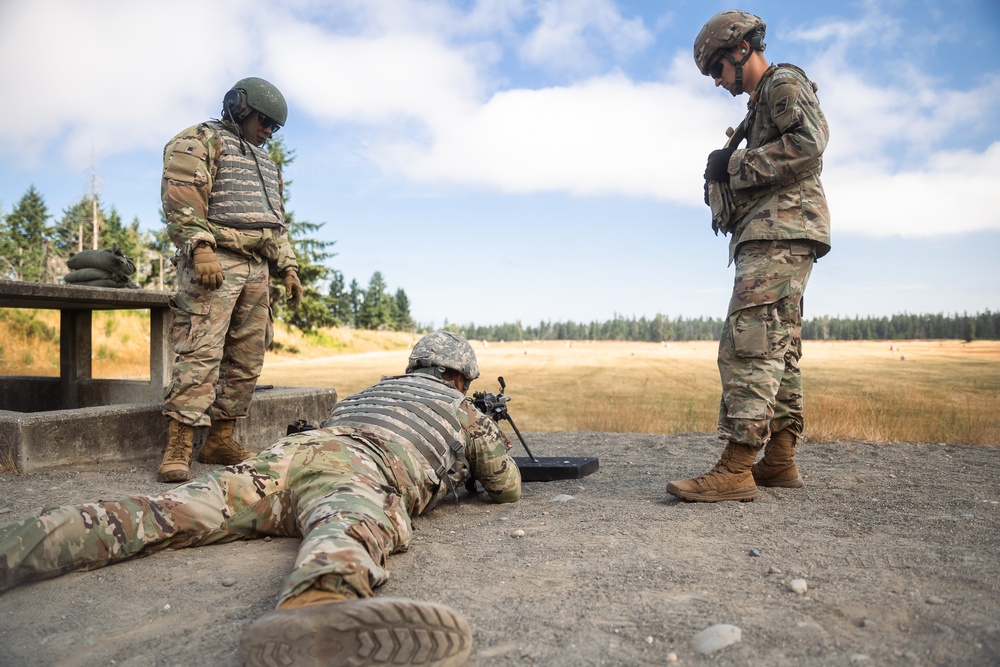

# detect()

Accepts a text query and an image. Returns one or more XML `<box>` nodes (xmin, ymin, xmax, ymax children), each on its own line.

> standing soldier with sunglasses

<box><xmin>666</xmin><ymin>11</ymin><xmax>832</xmax><ymax>502</ymax></box>
<box><xmin>158</xmin><ymin>77</ymin><xmax>302</xmax><ymax>483</ymax></box>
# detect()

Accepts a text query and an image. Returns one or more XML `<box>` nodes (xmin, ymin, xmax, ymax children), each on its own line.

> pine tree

<box><xmin>100</xmin><ymin>208</ymin><xmax>142</xmax><ymax>261</ymax></box>
<box><xmin>52</xmin><ymin>197</ymin><xmax>92</xmax><ymax>255</ymax></box>
<box><xmin>1</xmin><ymin>186</ymin><xmax>51</xmax><ymax>282</ymax></box>
<box><xmin>327</xmin><ymin>269</ymin><xmax>355</xmax><ymax>326</ymax></box>
<box><xmin>356</xmin><ymin>271</ymin><xmax>395</xmax><ymax>330</ymax></box>
<box><xmin>348</xmin><ymin>279</ymin><xmax>362</xmax><ymax>324</ymax></box>
<box><xmin>392</xmin><ymin>288</ymin><xmax>415</xmax><ymax>331</ymax></box>
<box><xmin>140</xmin><ymin>212</ymin><xmax>176</xmax><ymax>289</ymax></box>
<box><xmin>266</xmin><ymin>135</ymin><xmax>337</xmax><ymax>332</ymax></box>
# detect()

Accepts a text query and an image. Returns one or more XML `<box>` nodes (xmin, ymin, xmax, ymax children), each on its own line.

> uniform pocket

<box><xmin>163</xmin><ymin>139</ymin><xmax>209</xmax><ymax>185</ymax></box>
<box><xmin>790</xmin><ymin>239</ymin><xmax>815</xmax><ymax>257</ymax></box>
<box><xmin>731</xmin><ymin>310</ymin><xmax>769</xmax><ymax>359</ymax></box>
<box><xmin>168</xmin><ymin>292</ymin><xmax>212</xmax><ymax>355</ymax></box>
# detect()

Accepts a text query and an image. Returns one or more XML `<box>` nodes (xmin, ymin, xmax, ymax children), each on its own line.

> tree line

<box><xmin>0</xmin><ymin>136</ymin><xmax>414</xmax><ymax>334</ymax></box>
<box><xmin>451</xmin><ymin>310</ymin><xmax>1000</xmax><ymax>343</ymax></box>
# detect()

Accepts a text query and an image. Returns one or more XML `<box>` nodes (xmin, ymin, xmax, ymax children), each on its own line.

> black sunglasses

<box><xmin>708</xmin><ymin>59</ymin><xmax>724</xmax><ymax>80</ymax></box>
<box><xmin>259</xmin><ymin>113</ymin><xmax>281</xmax><ymax>133</ymax></box>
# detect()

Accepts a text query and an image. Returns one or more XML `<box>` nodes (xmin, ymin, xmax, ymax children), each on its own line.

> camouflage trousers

<box><xmin>717</xmin><ymin>240</ymin><xmax>815</xmax><ymax>448</ymax></box>
<box><xmin>164</xmin><ymin>247</ymin><xmax>273</xmax><ymax>427</ymax></box>
<box><xmin>0</xmin><ymin>431</ymin><xmax>427</xmax><ymax>606</ymax></box>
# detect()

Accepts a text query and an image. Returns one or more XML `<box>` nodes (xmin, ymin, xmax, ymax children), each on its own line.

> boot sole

<box><xmin>240</xmin><ymin>597</ymin><xmax>473</xmax><ymax>667</ymax></box>
<box><xmin>665</xmin><ymin>482</ymin><xmax>759</xmax><ymax>503</ymax></box>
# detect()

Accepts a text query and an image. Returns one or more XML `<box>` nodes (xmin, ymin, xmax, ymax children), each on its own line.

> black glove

<box><xmin>704</xmin><ymin>147</ymin><xmax>737</xmax><ymax>182</ymax></box>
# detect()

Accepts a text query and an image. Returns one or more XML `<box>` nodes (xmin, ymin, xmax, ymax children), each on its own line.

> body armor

<box><xmin>205</xmin><ymin>121</ymin><xmax>285</xmax><ymax>230</ymax></box>
<box><xmin>323</xmin><ymin>374</ymin><xmax>470</xmax><ymax>491</ymax></box>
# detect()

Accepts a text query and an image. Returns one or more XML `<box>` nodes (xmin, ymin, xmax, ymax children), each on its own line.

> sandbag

<box><xmin>63</xmin><ymin>267</ymin><xmax>113</xmax><ymax>283</ymax></box>
<box><xmin>68</xmin><ymin>279</ymin><xmax>126</xmax><ymax>288</ymax></box>
<box><xmin>67</xmin><ymin>245</ymin><xmax>136</xmax><ymax>275</ymax></box>
<box><xmin>64</xmin><ymin>244</ymin><xmax>139</xmax><ymax>288</ymax></box>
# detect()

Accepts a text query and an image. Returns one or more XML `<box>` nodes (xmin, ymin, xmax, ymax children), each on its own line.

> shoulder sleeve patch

<box><xmin>163</xmin><ymin>138</ymin><xmax>209</xmax><ymax>185</ymax></box>
<box><xmin>774</xmin><ymin>96</ymin><xmax>789</xmax><ymax>116</ymax></box>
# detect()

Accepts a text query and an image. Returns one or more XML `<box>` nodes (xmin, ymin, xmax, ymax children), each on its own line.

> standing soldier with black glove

<box><xmin>667</xmin><ymin>11</ymin><xmax>832</xmax><ymax>502</ymax></box>
<box><xmin>158</xmin><ymin>77</ymin><xmax>303</xmax><ymax>483</ymax></box>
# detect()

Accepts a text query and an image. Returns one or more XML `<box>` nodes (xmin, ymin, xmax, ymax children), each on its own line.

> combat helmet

<box><xmin>406</xmin><ymin>331</ymin><xmax>481</xmax><ymax>383</ymax></box>
<box><xmin>694</xmin><ymin>10</ymin><xmax>766</xmax><ymax>95</ymax></box>
<box><xmin>222</xmin><ymin>77</ymin><xmax>288</xmax><ymax>127</ymax></box>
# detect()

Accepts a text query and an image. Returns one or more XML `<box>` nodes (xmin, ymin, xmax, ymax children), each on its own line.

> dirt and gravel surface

<box><xmin>1</xmin><ymin>431</ymin><xmax>998</xmax><ymax>667</ymax></box>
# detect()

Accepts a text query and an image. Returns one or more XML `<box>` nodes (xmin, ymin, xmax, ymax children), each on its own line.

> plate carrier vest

<box><xmin>323</xmin><ymin>374</ymin><xmax>471</xmax><ymax>494</ymax></box>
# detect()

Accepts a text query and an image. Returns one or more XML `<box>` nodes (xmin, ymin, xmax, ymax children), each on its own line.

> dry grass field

<box><xmin>0</xmin><ymin>308</ymin><xmax>153</xmax><ymax>379</ymax></box>
<box><xmin>3</xmin><ymin>309</ymin><xmax>998</xmax><ymax>445</ymax></box>
<box><xmin>262</xmin><ymin>336</ymin><xmax>1000</xmax><ymax>445</ymax></box>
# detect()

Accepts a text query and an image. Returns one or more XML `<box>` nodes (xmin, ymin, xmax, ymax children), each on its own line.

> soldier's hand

<box><xmin>192</xmin><ymin>244</ymin><xmax>224</xmax><ymax>290</ymax></box>
<box><xmin>283</xmin><ymin>270</ymin><xmax>303</xmax><ymax>309</ymax></box>
<box><xmin>704</xmin><ymin>147</ymin><xmax>736</xmax><ymax>182</ymax></box>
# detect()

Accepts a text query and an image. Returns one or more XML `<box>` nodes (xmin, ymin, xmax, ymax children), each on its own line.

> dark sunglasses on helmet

<box><xmin>259</xmin><ymin>113</ymin><xmax>281</xmax><ymax>133</ymax></box>
<box><xmin>708</xmin><ymin>58</ymin><xmax>724</xmax><ymax>80</ymax></box>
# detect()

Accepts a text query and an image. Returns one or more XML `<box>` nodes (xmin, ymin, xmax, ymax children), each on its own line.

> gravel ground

<box><xmin>1</xmin><ymin>431</ymin><xmax>998</xmax><ymax>667</ymax></box>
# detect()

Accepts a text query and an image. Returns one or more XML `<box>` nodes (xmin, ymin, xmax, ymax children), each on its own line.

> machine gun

<box><xmin>471</xmin><ymin>376</ymin><xmax>599</xmax><ymax>483</ymax></box>
<box><xmin>473</xmin><ymin>376</ymin><xmax>538</xmax><ymax>462</ymax></box>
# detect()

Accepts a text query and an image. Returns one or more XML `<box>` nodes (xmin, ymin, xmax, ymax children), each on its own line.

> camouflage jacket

<box><xmin>724</xmin><ymin>64</ymin><xmax>832</xmax><ymax>264</ymax></box>
<box><xmin>161</xmin><ymin>120</ymin><xmax>298</xmax><ymax>276</ymax></box>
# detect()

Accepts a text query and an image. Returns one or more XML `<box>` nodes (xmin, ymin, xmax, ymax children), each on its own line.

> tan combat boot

<box><xmin>666</xmin><ymin>441</ymin><xmax>760</xmax><ymax>502</ymax></box>
<box><xmin>239</xmin><ymin>597</ymin><xmax>473</xmax><ymax>667</ymax></box>
<box><xmin>278</xmin><ymin>590</ymin><xmax>348</xmax><ymax>610</ymax></box>
<box><xmin>752</xmin><ymin>429</ymin><xmax>804</xmax><ymax>488</ymax></box>
<box><xmin>198</xmin><ymin>419</ymin><xmax>252</xmax><ymax>465</ymax></box>
<box><xmin>158</xmin><ymin>420</ymin><xmax>196</xmax><ymax>483</ymax></box>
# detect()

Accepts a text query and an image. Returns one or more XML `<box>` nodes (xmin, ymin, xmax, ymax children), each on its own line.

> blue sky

<box><xmin>2</xmin><ymin>0</ymin><xmax>998</xmax><ymax>327</ymax></box>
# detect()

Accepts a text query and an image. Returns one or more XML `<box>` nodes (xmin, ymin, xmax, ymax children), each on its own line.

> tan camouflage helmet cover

<box><xmin>693</xmin><ymin>10</ymin><xmax>766</xmax><ymax>76</ymax></box>
<box><xmin>406</xmin><ymin>331</ymin><xmax>481</xmax><ymax>382</ymax></box>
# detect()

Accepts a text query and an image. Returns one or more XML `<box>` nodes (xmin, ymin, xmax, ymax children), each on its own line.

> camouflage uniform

<box><xmin>0</xmin><ymin>375</ymin><xmax>520</xmax><ymax>604</ymax></box>
<box><xmin>162</xmin><ymin>120</ymin><xmax>298</xmax><ymax>427</ymax></box>
<box><xmin>715</xmin><ymin>64</ymin><xmax>831</xmax><ymax>448</ymax></box>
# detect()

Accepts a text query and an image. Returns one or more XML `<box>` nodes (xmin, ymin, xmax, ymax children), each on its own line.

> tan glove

<box><xmin>283</xmin><ymin>270</ymin><xmax>302</xmax><ymax>309</ymax></box>
<box><xmin>192</xmin><ymin>244</ymin><xmax>224</xmax><ymax>290</ymax></box>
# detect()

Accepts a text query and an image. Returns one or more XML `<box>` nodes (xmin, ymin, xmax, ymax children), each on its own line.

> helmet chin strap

<box><xmin>723</xmin><ymin>48</ymin><xmax>754</xmax><ymax>97</ymax></box>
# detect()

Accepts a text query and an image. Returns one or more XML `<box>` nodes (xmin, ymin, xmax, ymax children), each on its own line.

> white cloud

<box><xmin>2</xmin><ymin>0</ymin><xmax>997</xmax><ymax>240</ymax></box>
<box><xmin>825</xmin><ymin>142</ymin><xmax>1000</xmax><ymax>237</ymax></box>
<box><xmin>519</xmin><ymin>0</ymin><xmax>652</xmax><ymax>73</ymax></box>
<box><xmin>264</xmin><ymin>23</ymin><xmax>482</xmax><ymax>132</ymax></box>
<box><xmin>1</xmin><ymin>0</ymin><xmax>258</xmax><ymax>166</ymax></box>
<box><xmin>367</xmin><ymin>58</ymin><xmax>727</xmax><ymax>204</ymax></box>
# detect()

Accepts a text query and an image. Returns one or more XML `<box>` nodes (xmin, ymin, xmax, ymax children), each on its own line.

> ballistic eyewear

<box><xmin>708</xmin><ymin>58</ymin><xmax>724</xmax><ymax>80</ymax></box>
<box><xmin>259</xmin><ymin>113</ymin><xmax>281</xmax><ymax>133</ymax></box>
